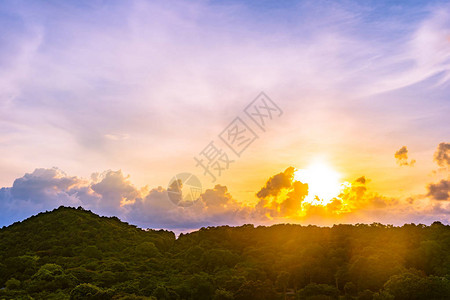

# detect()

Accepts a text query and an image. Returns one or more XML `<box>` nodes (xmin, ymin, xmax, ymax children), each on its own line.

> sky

<box><xmin>0</xmin><ymin>0</ymin><xmax>449</xmax><ymax>231</ymax></box>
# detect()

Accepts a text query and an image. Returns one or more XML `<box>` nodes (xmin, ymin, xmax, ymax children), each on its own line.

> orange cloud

<box><xmin>395</xmin><ymin>146</ymin><xmax>416</xmax><ymax>167</ymax></box>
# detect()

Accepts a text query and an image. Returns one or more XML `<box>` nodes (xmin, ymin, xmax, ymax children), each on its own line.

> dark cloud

<box><xmin>280</xmin><ymin>180</ymin><xmax>309</xmax><ymax>215</ymax></box>
<box><xmin>425</xmin><ymin>142</ymin><xmax>450</xmax><ymax>201</ymax></box>
<box><xmin>256</xmin><ymin>167</ymin><xmax>295</xmax><ymax>199</ymax></box>
<box><xmin>427</xmin><ymin>179</ymin><xmax>449</xmax><ymax>201</ymax></box>
<box><xmin>255</xmin><ymin>166</ymin><xmax>309</xmax><ymax>218</ymax></box>
<box><xmin>355</xmin><ymin>176</ymin><xmax>366</xmax><ymax>184</ymax></box>
<box><xmin>335</xmin><ymin>176</ymin><xmax>401</xmax><ymax>213</ymax></box>
<box><xmin>395</xmin><ymin>146</ymin><xmax>416</xmax><ymax>166</ymax></box>
<box><xmin>434</xmin><ymin>142</ymin><xmax>450</xmax><ymax>168</ymax></box>
<box><xmin>338</xmin><ymin>176</ymin><xmax>367</xmax><ymax>203</ymax></box>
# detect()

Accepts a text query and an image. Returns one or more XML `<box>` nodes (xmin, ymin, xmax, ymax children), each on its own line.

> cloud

<box><xmin>254</xmin><ymin>167</ymin><xmax>309</xmax><ymax>218</ymax></box>
<box><xmin>280</xmin><ymin>181</ymin><xmax>309</xmax><ymax>215</ymax></box>
<box><xmin>424</xmin><ymin>143</ymin><xmax>450</xmax><ymax>202</ymax></box>
<box><xmin>340</xmin><ymin>177</ymin><xmax>368</xmax><ymax>201</ymax></box>
<box><xmin>1</xmin><ymin>166</ymin><xmax>449</xmax><ymax>230</ymax></box>
<box><xmin>0</xmin><ymin>168</ymin><xmax>144</xmax><ymax>227</ymax></box>
<box><xmin>89</xmin><ymin>170</ymin><xmax>143</xmax><ymax>214</ymax></box>
<box><xmin>201</xmin><ymin>184</ymin><xmax>237</xmax><ymax>212</ymax></box>
<box><xmin>427</xmin><ymin>179</ymin><xmax>450</xmax><ymax>201</ymax></box>
<box><xmin>10</xmin><ymin>168</ymin><xmax>81</xmax><ymax>202</ymax></box>
<box><xmin>252</xmin><ymin>172</ymin><xmax>415</xmax><ymax>226</ymax></box>
<box><xmin>0</xmin><ymin>167</ymin><xmax>251</xmax><ymax>230</ymax></box>
<box><xmin>0</xmin><ymin>168</ymin><xmax>84</xmax><ymax>226</ymax></box>
<box><xmin>127</xmin><ymin>183</ymin><xmax>250</xmax><ymax>231</ymax></box>
<box><xmin>434</xmin><ymin>142</ymin><xmax>450</xmax><ymax>168</ymax></box>
<box><xmin>253</xmin><ymin>169</ymin><xmax>380</xmax><ymax>222</ymax></box>
<box><xmin>355</xmin><ymin>176</ymin><xmax>366</xmax><ymax>184</ymax></box>
<box><xmin>256</xmin><ymin>167</ymin><xmax>297</xmax><ymax>199</ymax></box>
<box><xmin>395</xmin><ymin>146</ymin><xmax>416</xmax><ymax>166</ymax></box>
<box><xmin>126</xmin><ymin>186</ymin><xmax>191</xmax><ymax>229</ymax></box>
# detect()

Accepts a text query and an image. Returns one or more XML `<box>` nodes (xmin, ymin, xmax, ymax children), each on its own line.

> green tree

<box><xmin>298</xmin><ymin>283</ymin><xmax>339</xmax><ymax>300</ymax></box>
<box><xmin>276</xmin><ymin>271</ymin><xmax>290</xmax><ymax>300</ymax></box>
<box><xmin>235</xmin><ymin>280</ymin><xmax>275</xmax><ymax>300</ymax></box>
<box><xmin>83</xmin><ymin>246</ymin><xmax>102</xmax><ymax>259</ymax></box>
<box><xmin>136</xmin><ymin>242</ymin><xmax>159</xmax><ymax>257</ymax></box>
<box><xmin>32</xmin><ymin>263</ymin><xmax>64</xmax><ymax>281</ymax></box>
<box><xmin>5</xmin><ymin>277</ymin><xmax>21</xmax><ymax>290</ymax></box>
<box><xmin>344</xmin><ymin>282</ymin><xmax>357</xmax><ymax>297</ymax></box>
<box><xmin>70</xmin><ymin>283</ymin><xmax>109</xmax><ymax>300</ymax></box>
<box><xmin>213</xmin><ymin>288</ymin><xmax>234</xmax><ymax>300</ymax></box>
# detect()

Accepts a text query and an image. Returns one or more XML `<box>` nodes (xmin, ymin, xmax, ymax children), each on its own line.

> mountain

<box><xmin>0</xmin><ymin>207</ymin><xmax>449</xmax><ymax>300</ymax></box>
<box><xmin>0</xmin><ymin>206</ymin><xmax>174</xmax><ymax>299</ymax></box>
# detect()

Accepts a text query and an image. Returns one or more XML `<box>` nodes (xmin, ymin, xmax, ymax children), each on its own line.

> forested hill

<box><xmin>1</xmin><ymin>207</ymin><xmax>450</xmax><ymax>300</ymax></box>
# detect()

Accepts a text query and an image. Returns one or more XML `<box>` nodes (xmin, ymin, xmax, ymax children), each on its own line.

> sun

<box><xmin>294</xmin><ymin>161</ymin><xmax>346</xmax><ymax>205</ymax></box>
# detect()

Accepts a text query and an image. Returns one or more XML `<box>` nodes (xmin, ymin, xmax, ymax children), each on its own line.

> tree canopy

<box><xmin>0</xmin><ymin>207</ymin><xmax>449</xmax><ymax>299</ymax></box>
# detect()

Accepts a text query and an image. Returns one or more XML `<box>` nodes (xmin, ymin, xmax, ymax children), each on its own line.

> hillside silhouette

<box><xmin>1</xmin><ymin>206</ymin><xmax>449</xmax><ymax>300</ymax></box>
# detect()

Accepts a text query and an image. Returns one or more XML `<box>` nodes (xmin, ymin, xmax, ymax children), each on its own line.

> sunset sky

<box><xmin>0</xmin><ymin>0</ymin><xmax>449</xmax><ymax>231</ymax></box>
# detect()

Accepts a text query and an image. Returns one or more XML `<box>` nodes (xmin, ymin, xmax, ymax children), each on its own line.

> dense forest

<box><xmin>0</xmin><ymin>207</ymin><xmax>449</xmax><ymax>300</ymax></box>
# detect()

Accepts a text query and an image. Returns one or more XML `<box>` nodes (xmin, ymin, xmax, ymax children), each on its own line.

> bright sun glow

<box><xmin>294</xmin><ymin>162</ymin><xmax>346</xmax><ymax>205</ymax></box>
